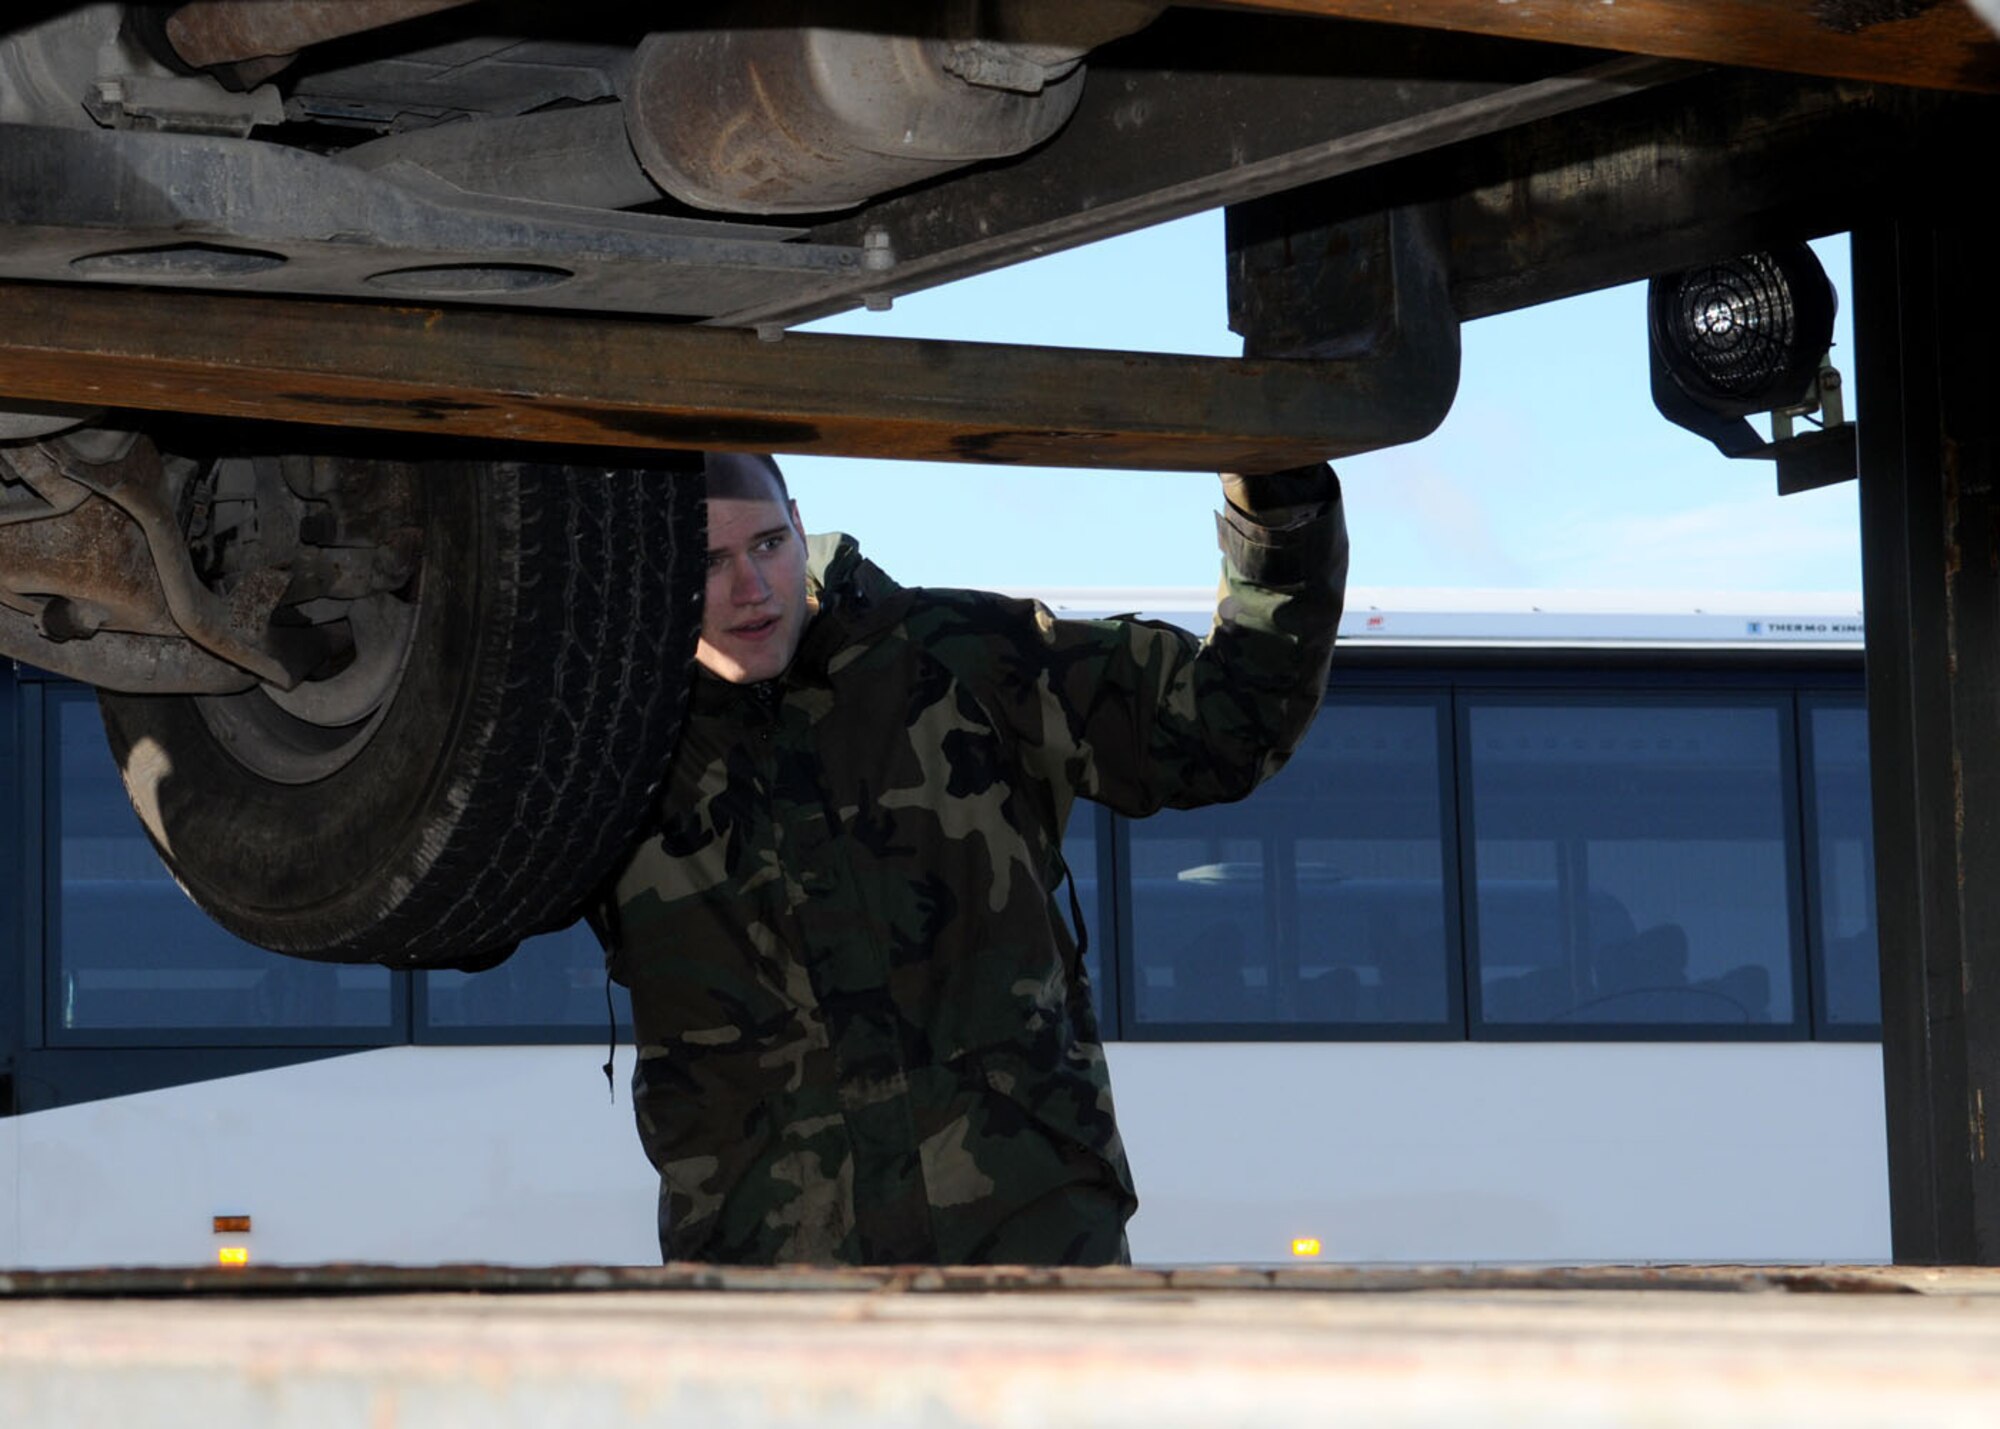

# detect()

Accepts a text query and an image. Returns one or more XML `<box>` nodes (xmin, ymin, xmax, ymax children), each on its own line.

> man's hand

<box><xmin>1220</xmin><ymin>462</ymin><xmax>1338</xmax><ymax>528</ymax></box>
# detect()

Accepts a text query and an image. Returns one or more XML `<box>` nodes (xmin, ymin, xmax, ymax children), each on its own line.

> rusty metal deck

<box><xmin>4</xmin><ymin>1264</ymin><xmax>1999</xmax><ymax>1425</ymax></box>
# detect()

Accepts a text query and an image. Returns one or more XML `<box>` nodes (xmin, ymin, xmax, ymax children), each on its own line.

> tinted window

<box><xmin>417</xmin><ymin>806</ymin><xmax>1108</xmax><ymax>1040</ymax></box>
<box><xmin>1126</xmin><ymin>698</ymin><xmax>1455</xmax><ymax>1032</ymax></box>
<box><xmin>1467</xmin><ymin>698</ymin><xmax>1801</xmax><ymax>1031</ymax></box>
<box><xmin>423</xmin><ymin>922</ymin><xmax>628</xmax><ymax>1035</ymax></box>
<box><xmin>0</xmin><ymin>668</ymin><xmax>19</xmax><ymax>1067</ymax></box>
<box><xmin>1807</xmin><ymin>700</ymin><xmax>1879</xmax><ymax>1029</ymax></box>
<box><xmin>50</xmin><ymin>692</ymin><xmax>397</xmax><ymax>1040</ymax></box>
<box><xmin>1059</xmin><ymin>804</ymin><xmax>1109</xmax><ymax>1021</ymax></box>
<box><xmin>419</xmin><ymin>806</ymin><xmax>1106</xmax><ymax>1041</ymax></box>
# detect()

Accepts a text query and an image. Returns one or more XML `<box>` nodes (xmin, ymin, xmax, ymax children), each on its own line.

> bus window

<box><xmin>1</xmin><ymin>666</ymin><xmax>19</xmax><ymax>1078</ymax></box>
<box><xmin>1055</xmin><ymin>804</ymin><xmax>1112</xmax><ymax>1032</ymax></box>
<box><xmin>48</xmin><ymin>689</ymin><xmax>398</xmax><ymax>1043</ymax></box>
<box><xmin>421</xmin><ymin>922</ymin><xmax>630</xmax><ymax>1039</ymax></box>
<box><xmin>1465</xmin><ymin>697</ymin><xmax>1805</xmax><ymax>1033</ymax></box>
<box><xmin>1124</xmin><ymin>696</ymin><xmax>1457</xmax><ymax>1035</ymax></box>
<box><xmin>1805</xmin><ymin>699</ymin><xmax>1879</xmax><ymax>1031</ymax></box>
<box><xmin>418</xmin><ymin>807</ymin><xmax>1110</xmax><ymax>1042</ymax></box>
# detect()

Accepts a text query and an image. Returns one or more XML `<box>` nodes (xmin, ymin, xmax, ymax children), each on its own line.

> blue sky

<box><xmin>787</xmin><ymin>212</ymin><xmax>1860</xmax><ymax>596</ymax></box>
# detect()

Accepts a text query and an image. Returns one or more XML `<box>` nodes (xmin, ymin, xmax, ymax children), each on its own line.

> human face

<box><xmin>695</xmin><ymin>491</ymin><xmax>810</xmax><ymax>684</ymax></box>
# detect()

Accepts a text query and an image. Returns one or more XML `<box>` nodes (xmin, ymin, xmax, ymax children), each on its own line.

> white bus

<box><xmin>0</xmin><ymin>591</ymin><xmax>1889</xmax><ymax>1269</ymax></box>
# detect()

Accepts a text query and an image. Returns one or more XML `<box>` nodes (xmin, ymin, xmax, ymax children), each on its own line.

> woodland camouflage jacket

<box><xmin>608</xmin><ymin>487</ymin><xmax>1348</xmax><ymax>1265</ymax></box>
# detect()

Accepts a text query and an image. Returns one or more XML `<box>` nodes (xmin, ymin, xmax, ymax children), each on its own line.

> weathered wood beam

<box><xmin>0</xmin><ymin>280</ymin><xmax>1453</xmax><ymax>472</ymax></box>
<box><xmin>1208</xmin><ymin>0</ymin><xmax>2000</xmax><ymax>93</ymax></box>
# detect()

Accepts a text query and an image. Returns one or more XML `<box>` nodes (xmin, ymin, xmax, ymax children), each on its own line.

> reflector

<box><xmin>1648</xmin><ymin>244</ymin><xmax>1836</xmax><ymax>418</ymax></box>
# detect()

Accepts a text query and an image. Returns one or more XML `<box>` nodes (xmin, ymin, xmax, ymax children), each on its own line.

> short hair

<box><xmin>702</xmin><ymin>451</ymin><xmax>789</xmax><ymax>504</ymax></box>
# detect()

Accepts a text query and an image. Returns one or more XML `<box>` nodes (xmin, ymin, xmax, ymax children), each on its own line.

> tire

<box><xmin>97</xmin><ymin>455</ymin><xmax>703</xmax><ymax>970</ymax></box>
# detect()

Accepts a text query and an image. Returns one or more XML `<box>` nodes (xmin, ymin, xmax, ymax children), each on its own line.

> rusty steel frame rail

<box><xmin>0</xmin><ymin>1262</ymin><xmax>1941</xmax><ymax>1299</ymax></box>
<box><xmin>0</xmin><ymin>280</ymin><xmax>1450</xmax><ymax>472</ymax></box>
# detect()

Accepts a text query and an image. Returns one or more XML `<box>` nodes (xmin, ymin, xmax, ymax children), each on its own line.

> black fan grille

<box><xmin>1666</xmin><ymin>253</ymin><xmax>1799</xmax><ymax>401</ymax></box>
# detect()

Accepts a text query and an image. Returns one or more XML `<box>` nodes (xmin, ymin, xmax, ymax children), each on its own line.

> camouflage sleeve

<box><xmin>931</xmin><ymin>468</ymin><xmax>1349</xmax><ymax>819</ymax></box>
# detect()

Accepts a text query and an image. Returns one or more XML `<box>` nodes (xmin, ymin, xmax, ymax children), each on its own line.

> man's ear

<box><xmin>788</xmin><ymin>498</ymin><xmax>805</xmax><ymax>535</ymax></box>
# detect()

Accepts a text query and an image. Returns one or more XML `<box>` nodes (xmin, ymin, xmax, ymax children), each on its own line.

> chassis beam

<box><xmin>0</xmin><ymin>249</ymin><xmax>1457</xmax><ymax>472</ymax></box>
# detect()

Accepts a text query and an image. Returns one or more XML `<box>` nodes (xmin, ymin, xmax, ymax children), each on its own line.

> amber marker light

<box><xmin>1290</xmin><ymin>1237</ymin><xmax>1323</xmax><ymax>1259</ymax></box>
<box><xmin>213</xmin><ymin>1215</ymin><xmax>251</xmax><ymax>1234</ymax></box>
<box><xmin>217</xmin><ymin>1246</ymin><xmax>250</xmax><ymax>1268</ymax></box>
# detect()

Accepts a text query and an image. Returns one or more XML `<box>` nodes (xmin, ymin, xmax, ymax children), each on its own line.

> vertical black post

<box><xmin>1856</xmin><ymin>220</ymin><xmax>2000</xmax><ymax>1263</ymax></box>
<box><xmin>0</xmin><ymin>665</ymin><xmax>17</xmax><ymax>1115</ymax></box>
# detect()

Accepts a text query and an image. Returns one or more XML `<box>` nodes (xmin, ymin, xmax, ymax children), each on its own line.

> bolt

<box><xmin>861</xmin><ymin>228</ymin><xmax>897</xmax><ymax>272</ymax></box>
<box><xmin>372</xmin><ymin>547</ymin><xmax>414</xmax><ymax>589</ymax></box>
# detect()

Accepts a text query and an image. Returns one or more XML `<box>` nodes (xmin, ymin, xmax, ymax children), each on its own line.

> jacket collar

<box><xmin>690</xmin><ymin>531</ymin><xmax>908</xmax><ymax>712</ymax></box>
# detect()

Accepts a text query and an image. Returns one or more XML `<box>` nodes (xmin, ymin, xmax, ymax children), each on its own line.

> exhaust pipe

<box><xmin>164</xmin><ymin>0</ymin><xmax>477</xmax><ymax>72</ymax></box>
<box><xmin>625</xmin><ymin>0</ymin><xmax>1165</xmax><ymax>215</ymax></box>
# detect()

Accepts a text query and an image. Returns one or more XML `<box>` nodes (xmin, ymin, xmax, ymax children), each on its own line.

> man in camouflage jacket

<box><xmin>606</xmin><ymin>452</ymin><xmax>1347</xmax><ymax>1265</ymax></box>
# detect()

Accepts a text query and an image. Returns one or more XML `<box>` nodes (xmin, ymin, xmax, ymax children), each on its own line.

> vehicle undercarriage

<box><xmin>3</xmin><ymin>0</ymin><xmax>1999</xmax><ymax>1258</ymax></box>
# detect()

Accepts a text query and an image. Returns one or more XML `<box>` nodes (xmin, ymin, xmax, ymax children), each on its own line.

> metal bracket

<box><xmin>1649</xmin><ymin>345</ymin><xmax>1859</xmax><ymax>495</ymax></box>
<box><xmin>0</xmin><ymin>435</ymin><xmax>320</xmax><ymax>694</ymax></box>
<box><xmin>54</xmin><ymin>439</ymin><xmax>314</xmax><ymax>689</ymax></box>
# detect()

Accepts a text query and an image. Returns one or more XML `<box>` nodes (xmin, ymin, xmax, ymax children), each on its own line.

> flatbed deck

<box><xmin>4</xmin><ymin>1264</ymin><xmax>1998</xmax><ymax>1425</ymax></box>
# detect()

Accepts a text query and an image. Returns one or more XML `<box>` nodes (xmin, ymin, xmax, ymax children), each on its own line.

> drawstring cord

<box><xmin>1052</xmin><ymin>845</ymin><xmax>1090</xmax><ymax>981</ymax></box>
<box><xmin>603</xmin><ymin>970</ymin><xmax>617</xmax><ymax>1104</ymax></box>
<box><xmin>584</xmin><ymin>891</ymin><xmax>623</xmax><ymax>1104</ymax></box>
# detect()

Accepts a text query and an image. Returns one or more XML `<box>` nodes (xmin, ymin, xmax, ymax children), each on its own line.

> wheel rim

<box><xmin>193</xmin><ymin>591</ymin><xmax>419</xmax><ymax>786</ymax></box>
